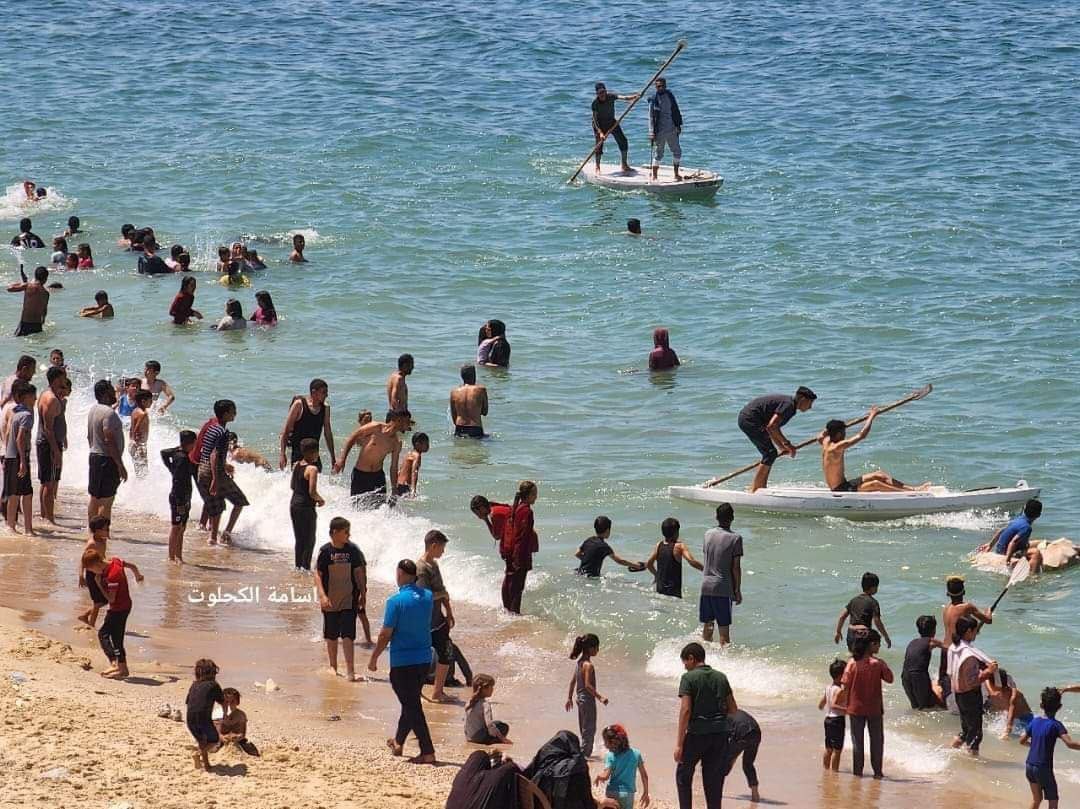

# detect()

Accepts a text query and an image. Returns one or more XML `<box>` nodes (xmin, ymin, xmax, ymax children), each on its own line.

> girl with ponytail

<box><xmin>502</xmin><ymin>480</ymin><xmax>539</xmax><ymax>614</ymax></box>
<box><xmin>566</xmin><ymin>633</ymin><xmax>606</xmax><ymax>757</ymax></box>
<box><xmin>464</xmin><ymin>673</ymin><xmax>511</xmax><ymax>745</ymax></box>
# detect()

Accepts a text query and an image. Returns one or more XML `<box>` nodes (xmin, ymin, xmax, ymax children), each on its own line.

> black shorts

<box><xmin>14</xmin><ymin>321</ymin><xmax>43</xmax><ymax>337</ymax></box>
<box><xmin>198</xmin><ymin>465</ymin><xmax>248</xmax><ymax>518</ymax></box>
<box><xmin>1026</xmin><ymin>764</ymin><xmax>1058</xmax><ymax>801</ymax></box>
<box><xmin>738</xmin><ymin>416</ymin><xmax>778</xmax><ymax>466</ymax></box>
<box><xmin>3</xmin><ymin>457</ymin><xmax>31</xmax><ymax>497</ymax></box>
<box><xmin>833</xmin><ymin>476</ymin><xmax>864</xmax><ymax>493</ymax></box>
<box><xmin>36</xmin><ymin>442</ymin><xmax>61</xmax><ymax>483</ymax></box>
<box><xmin>595</xmin><ymin>124</ymin><xmax>629</xmax><ymax>154</ymax></box>
<box><xmin>85</xmin><ymin>570</ymin><xmax>108</xmax><ymax>606</ymax></box>
<box><xmin>323</xmin><ymin>609</ymin><xmax>357</xmax><ymax>640</ymax></box>
<box><xmin>432</xmin><ymin>623</ymin><xmax>453</xmax><ymax>665</ymax></box>
<box><xmin>169</xmin><ymin>494</ymin><xmax>191</xmax><ymax>526</ymax></box>
<box><xmin>394</xmin><ymin>483</ymin><xmax>411</xmax><ymax>496</ymax></box>
<box><xmin>187</xmin><ymin>711</ymin><xmax>220</xmax><ymax>746</ymax></box>
<box><xmin>88</xmin><ymin>453</ymin><xmax>121</xmax><ymax>499</ymax></box>
<box><xmin>454</xmin><ymin>424</ymin><xmax>485</xmax><ymax>438</ymax></box>
<box><xmin>902</xmin><ymin>670</ymin><xmax>937</xmax><ymax>710</ymax></box>
<box><xmin>351</xmin><ymin>468</ymin><xmax>386</xmax><ymax>508</ymax></box>
<box><xmin>824</xmin><ymin>715</ymin><xmax>845</xmax><ymax>750</ymax></box>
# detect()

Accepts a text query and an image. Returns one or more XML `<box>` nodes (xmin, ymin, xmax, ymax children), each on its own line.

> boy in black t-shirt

<box><xmin>833</xmin><ymin>571</ymin><xmax>892</xmax><ymax>651</ymax></box>
<box><xmin>314</xmin><ymin>517</ymin><xmax>368</xmax><ymax>680</ymax></box>
<box><xmin>575</xmin><ymin>515</ymin><xmax>645</xmax><ymax>577</ymax></box>
<box><xmin>161</xmin><ymin>430</ymin><xmax>198</xmax><ymax>563</ymax></box>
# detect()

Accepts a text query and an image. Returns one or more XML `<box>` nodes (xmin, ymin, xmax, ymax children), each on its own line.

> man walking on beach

<box><xmin>591</xmin><ymin>82</ymin><xmax>639</xmax><ymax>173</ymax></box>
<box><xmin>334</xmin><ymin>409</ymin><xmax>411</xmax><ymax>508</ymax></box>
<box><xmin>450</xmin><ymin>364</ymin><xmax>488</xmax><ymax>438</ymax></box>
<box><xmin>369</xmin><ymin>559</ymin><xmax>436</xmax><ymax>764</ymax></box>
<box><xmin>649</xmin><ymin>78</ymin><xmax>683</xmax><ymax>181</ymax></box>
<box><xmin>279</xmin><ymin>378</ymin><xmax>336</xmax><ymax>470</ymax></box>
<box><xmin>675</xmin><ymin>642</ymin><xmax>736</xmax><ymax>809</ymax></box>
<box><xmin>387</xmin><ymin>354</ymin><xmax>413</xmax><ymax>413</ymax></box>
<box><xmin>1</xmin><ymin>355</ymin><xmax>36</xmax><ymax>406</ymax></box>
<box><xmin>416</xmin><ymin>530</ymin><xmax>455</xmax><ymax>703</ymax></box>
<box><xmin>738</xmin><ymin>386</ymin><xmax>817</xmax><ymax>492</ymax></box>
<box><xmin>87</xmin><ymin>379</ymin><xmax>127</xmax><ymax>522</ymax></box>
<box><xmin>700</xmin><ymin>504</ymin><xmax>742</xmax><ymax>646</ymax></box>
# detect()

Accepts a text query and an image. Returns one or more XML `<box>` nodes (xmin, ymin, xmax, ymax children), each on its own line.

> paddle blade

<box><xmin>1008</xmin><ymin>557</ymin><xmax>1031</xmax><ymax>587</ymax></box>
<box><xmin>677</xmin><ymin>39</ymin><xmax>688</xmax><ymax>50</ymax></box>
<box><xmin>911</xmin><ymin>383</ymin><xmax>933</xmax><ymax>401</ymax></box>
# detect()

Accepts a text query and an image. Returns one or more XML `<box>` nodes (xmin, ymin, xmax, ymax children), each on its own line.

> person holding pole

<box><xmin>592</xmin><ymin>83</ymin><xmax>639</xmax><ymax>174</ymax></box>
<box><xmin>819</xmin><ymin>407</ymin><xmax>930</xmax><ymax>492</ymax></box>
<box><xmin>737</xmin><ymin>387</ymin><xmax>816</xmax><ymax>493</ymax></box>
<box><xmin>649</xmin><ymin>77</ymin><xmax>683</xmax><ymax>181</ymax></box>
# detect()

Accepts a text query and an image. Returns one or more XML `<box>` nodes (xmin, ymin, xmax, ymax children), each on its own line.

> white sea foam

<box><xmin>0</xmin><ymin>183</ymin><xmax>76</xmax><ymax>221</ymax></box>
<box><xmin>883</xmin><ymin>730</ymin><xmax>953</xmax><ymax>775</ymax></box>
<box><xmin>644</xmin><ymin>635</ymin><xmax>819</xmax><ymax>701</ymax></box>
<box><xmin>241</xmin><ymin>228</ymin><xmax>326</xmax><ymax>247</ymax></box>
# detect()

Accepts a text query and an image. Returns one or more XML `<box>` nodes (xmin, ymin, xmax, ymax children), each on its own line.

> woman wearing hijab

<box><xmin>648</xmin><ymin>327</ymin><xmax>680</xmax><ymax>371</ymax></box>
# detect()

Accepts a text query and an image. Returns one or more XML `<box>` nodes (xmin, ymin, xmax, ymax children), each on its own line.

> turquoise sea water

<box><xmin>3</xmin><ymin>0</ymin><xmax>1079</xmax><ymax>783</ymax></box>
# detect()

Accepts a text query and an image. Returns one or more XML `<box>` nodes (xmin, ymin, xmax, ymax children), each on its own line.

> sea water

<box><xmin>2</xmin><ymin>0</ymin><xmax>1078</xmax><ymax>783</ymax></box>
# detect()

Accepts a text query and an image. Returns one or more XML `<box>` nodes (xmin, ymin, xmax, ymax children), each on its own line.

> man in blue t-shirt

<box><xmin>1020</xmin><ymin>687</ymin><xmax>1080</xmax><ymax>807</ymax></box>
<box><xmin>987</xmin><ymin>499</ymin><xmax>1043</xmax><ymax>572</ymax></box>
<box><xmin>369</xmin><ymin>559</ymin><xmax>435</xmax><ymax>763</ymax></box>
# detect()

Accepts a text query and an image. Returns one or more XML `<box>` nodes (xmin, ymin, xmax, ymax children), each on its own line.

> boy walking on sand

<box><xmin>315</xmin><ymin>517</ymin><xmax>367</xmax><ymax>681</ymax></box>
<box><xmin>161</xmin><ymin>431</ymin><xmax>198</xmax><ymax>563</ymax></box>
<box><xmin>77</xmin><ymin>516</ymin><xmax>111</xmax><ymax>627</ymax></box>
<box><xmin>82</xmin><ymin>548</ymin><xmax>143</xmax><ymax>679</ymax></box>
<box><xmin>834</xmin><ymin>572</ymin><xmax>892</xmax><ymax>651</ymax></box>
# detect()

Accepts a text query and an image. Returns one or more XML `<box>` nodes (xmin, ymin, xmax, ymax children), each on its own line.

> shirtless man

<box><xmin>36</xmin><ymin>367</ymin><xmax>67</xmax><ymax>523</ymax></box>
<box><xmin>819</xmin><ymin>407</ymin><xmax>929</xmax><ymax>493</ymax></box>
<box><xmin>450</xmin><ymin>364</ymin><xmax>488</xmax><ymax>438</ymax></box>
<box><xmin>279</xmin><ymin>379</ymin><xmax>336</xmax><ymax>470</ymax></box>
<box><xmin>938</xmin><ymin>576</ymin><xmax>993</xmax><ymax>702</ymax></box>
<box><xmin>228</xmin><ymin>433</ymin><xmax>273</xmax><ymax>471</ymax></box>
<box><xmin>8</xmin><ymin>265</ymin><xmax>50</xmax><ymax>336</ymax></box>
<box><xmin>141</xmin><ymin>361</ymin><xmax>176</xmax><ymax>413</ymax></box>
<box><xmin>387</xmin><ymin>355</ymin><xmax>413</xmax><ymax>413</ymax></box>
<box><xmin>334</xmin><ymin>409</ymin><xmax>411</xmax><ymax>508</ymax></box>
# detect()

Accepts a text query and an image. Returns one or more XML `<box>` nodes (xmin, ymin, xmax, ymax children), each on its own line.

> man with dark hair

<box><xmin>820</xmin><ymin>406</ymin><xmax>928</xmax><ymax>493</ymax></box>
<box><xmin>10</xmin><ymin>217</ymin><xmax>45</xmax><ymax>248</ymax></box>
<box><xmin>738</xmin><ymin>386</ymin><xmax>817</xmax><ymax>492</ymax></box>
<box><xmin>136</xmin><ymin>239</ymin><xmax>171</xmax><ymax>275</ymax></box>
<box><xmin>649</xmin><ymin>77</ymin><xmax>684</xmax><ymax>181</ymax></box>
<box><xmin>416</xmin><ymin>530</ymin><xmax>455</xmax><ymax>702</ymax></box>
<box><xmin>8</xmin><ymin>265</ymin><xmax>50</xmax><ymax>336</ymax></box>
<box><xmin>700</xmin><ymin>504</ymin><xmax>742</xmax><ymax>645</ymax></box>
<box><xmin>1</xmin><ymin>355</ymin><xmax>37</xmax><ymax>406</ymax></box>
<box><xmin>484</xmin><ymin>320</ymin><xmax>511</xmax><ymax>368</ymax></box>
<box><xmin>279</xmin><ymin>377</ymin><xmax>336</xmax><ymax>470</ymax></box>
<box><xmin>591</xmin><ymin>82</ymin><xmax>639</xmax><ymax>174</ymax></box>
<box><xmin>902</xmin><ymin>615</ymin><xmax>946</xmax><ymax>710</ymax></box>
<box><xmin>36</xmin><ymin>366</ymin><xmax>67</xmax><ymax>523</ymax></box>
<box><xmin>450</xmin><ymin>364</ymin><xmax>488</xmax><ymax>438</ymax></box>
<box><xmin>87</xmin><ymin>379</ymin><xmax>127</xmax><ymax>521</ymax></box>
<box><xmin>675</xmin><ymin>642</ymin><xmax>736</xmax><ymax>809</ymax></box>
<box><xmin>334</xmin><ymin>409</ymin><xmax>410</xmax><ymax>508</ymax></box>
<box><xmin>369</xmin><ymin>558</ymin><xmax>435</xmax><ymax>765</ymax></box>
<box><xmin>196</xmin><ymin>399</ymin><xmax>248</xmax><ymax>544</ymax></box>
<box><xmin>985</xmin><ymin>499</ymin><xmax>1045</xmax><ymax>572</ymax></box>
<box><xmin>387</xmin><ymin>354</ymin><xmax>413</xmax><ymax>413</ymax></box>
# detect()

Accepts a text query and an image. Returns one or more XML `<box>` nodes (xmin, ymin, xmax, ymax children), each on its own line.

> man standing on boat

<box><xmin>649</xmin><ymin>77</ymin><xmax>683</xmax><ymax>181</ymax></box>
<box><xmin>592</xmin><ymin>83</ymin><xmax>639</xmax><ymax>174</ymax></box>
<box><xmin>738</xmin><ymin>387</ymin><xmax>816</xmax><ymax>492</ymax></box>
<box><xmin>819</xmin><ymin>408</ymin><xmax>929</xmax><ymax>493</ymax></box>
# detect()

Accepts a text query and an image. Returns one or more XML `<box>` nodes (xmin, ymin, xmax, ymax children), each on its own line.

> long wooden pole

<box><xmin>702</xmin><ymin>384</ymin><xmax>933</xmax><ymax>489</ymax></box>
<box><xmin>566</xmin><ymin>39</ymin><xmax>688</xmax><ymax>185</ymax></box>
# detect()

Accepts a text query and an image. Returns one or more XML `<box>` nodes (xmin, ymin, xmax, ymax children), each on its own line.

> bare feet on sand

<box><xmin>386</xmin><ymin>739</ymin><xmax>403</xmax><ymax>757</ymax></box>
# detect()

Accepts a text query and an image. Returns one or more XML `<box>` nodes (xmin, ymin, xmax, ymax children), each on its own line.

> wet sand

<box><xmin>0</xmin><ymin>488</ymin><xmax>1062</xmax><ymax>807</ymax></box>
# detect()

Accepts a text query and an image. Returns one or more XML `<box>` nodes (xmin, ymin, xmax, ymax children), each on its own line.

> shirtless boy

<box><xmin>334</xmin><ymin>410</ymin><xmax>411</xmax><ymax>508</ymax></box>
<box><xmin>938</xmin><ymin>576</ymin><xmax>993</xmax><ymax>701</ymax></box>
<box><xmin>141</xmin><ymin>360</ymin><xmax>175</xmax><ymax>413</ymax></box>
<box><xmin>387</xmin><ymin>354</ymin><xmax>413</xmax><ymax>413</ymax></box>
<box><xmin>395</xmin><ymin>432</ymin><xmax>429</xmax><ymax>497</ymax></box>
<box><xmin>8</xmin><ymin>265</ymin><xmax>50</xmax><ymax>336</ymax></box>
<box><xmin>129</xmin><ymin>390</ymin><xmax>153</xmax><ymax>477</ymax></box>
<box><xmin>450</xmin><ymin>364</ymin><xmax>488</xmax><ymax>438</ymax></box>
<box><xmin>820</xmin><ymin>407</ymin><xmax>928</xmax><ymax>493</ymax></box>
<box><xmin>36</xmin><ymin>366</ymin><xmax>67</xmax><ymax>523</ymax></box>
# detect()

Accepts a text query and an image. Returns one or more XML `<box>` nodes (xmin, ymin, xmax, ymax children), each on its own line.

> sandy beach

<box><xmin>0</xmin><ymin>488</ymin><xmax>1066</xmax><ymax>808</ymax></box>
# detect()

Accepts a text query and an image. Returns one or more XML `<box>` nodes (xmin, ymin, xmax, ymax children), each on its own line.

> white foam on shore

<box><xmin>644</xmin><ymin>635</ymin><xmax>819</xmax><ymax>701</ymax></box>
<box><xmin>0</xmin><ymin>183</ymin><xmax>76</xmax><ymax>221</ymax></box>
<box><xmin>59</xmin><ymin>379</ymin><xmax>505</xmax><ymax>609</ymax></box>
<box><xmin>242</xmin><ymin>228</ymin><xmax>326</xmax><ymax>247</ymax></box>
<box><xmin>883</xmin><ymin>730</ymin><xmax>953</xmax><ymax>775</ymax></box>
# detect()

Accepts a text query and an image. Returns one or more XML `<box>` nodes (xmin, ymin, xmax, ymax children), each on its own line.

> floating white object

<box><xmin>581</xmin><ymin>164</ymin><xmax>722</xmax><ymax>197</ymax></box>
<box><xmin>669</xmin><ymin>481</ymin><xmax>1039</xmax><ymax>521</ymax></box>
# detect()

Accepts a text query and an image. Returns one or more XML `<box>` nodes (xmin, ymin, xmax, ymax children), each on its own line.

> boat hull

<box><xmin>581</xmin><ymin>164</ymin><xmax>721</xmax><ymax>197</ymax></box>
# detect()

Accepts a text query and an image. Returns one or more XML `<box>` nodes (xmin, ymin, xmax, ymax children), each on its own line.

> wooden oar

<box><xmin>566</xmin><ymin>39</ymin><xmax>687</xmax><ymax>185</ymax></box>
<box><xmin>702</xmin><ymin>384</ymin><xmax>933</xmax><ymax>489</ymax></box>
<box><xmin>989</xmin><ymin>557</ymin><xmax>1031</xmax><ymax>612</ymax></box>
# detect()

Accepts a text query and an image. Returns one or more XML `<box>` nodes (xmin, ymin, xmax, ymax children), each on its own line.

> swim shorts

<box><xmin>901</xmin><ymin>670</ymin><xmax>937</xmax><ymax>710</ymax></box>
<box><xmin>432</xmin><ymin>623</ymin><xmax>454</xmax><ymax>665</ymax></box>
<box><xmin>351</xmin><ymin>468</ymin><xmax>387</xmax><ymax>509</ymax></box>
<box><xmin>85</xmin><ymin>569</ymin><xmax>108</xmax><ymax>606</ymax></box>
<box><xmin>824</xmin><ymin>715</ymin><xmax>845</xmax><ymax>750</ymax></box>
<box><xmin>833</xmin><ymin>476</ymin><xmax>865</xmax><ymax>493</ymax></box>
<box><xmin>169</xmin><ymin>493</ymin><xmax>191</xmax><ymax>526</ymax></box>
<box><xmin>186</xmin><ymin>711</ymin><xmax>220</xmax><ymax>746</ymax></box>
<box><xmin>699</xmin><ymin>595</ymin><xmax>733</xmax><ymax>627</ymax></box>
<box><xmin>1026</xmin><ymin>764</ymin><xmax>1058</xmax><ymax>801</ymax></box>
<box><xmin>13</xmin><ymin>321</ymin><xmax>43</xmax><ymax>337</ymax></box>
<box><xmin>88</xmin><ymin>453</ymin><xmax>120</xmax><ymax>499</ymax></box>
<box><xmin>323</xmin><ymin>609</ymin><xmax>357</xmax><ymax>640</ymax></box>
<box><xmin>738</xmin><ymin>415</ymin><xmax>778</xmax><ymax>466</ymax></box>
<box><xmin>2</xmin><ymin>457</ymin><xmax>32</xmax><ymax>497</ymax></box>
<box><xmin>36</xmin><ymin>441</ymin><xmax>61</xmax><ymax>483</ymax></box>
<box><xmin>652</xmin><ymin>131</ymin><xmax>682</xmax><ymax>163</ymax></box>
<box><xmin>454</xmin><ymin>424</ymin><xmax>485</xmax><ymax>438</ymax></box>
<box><xmin>595</xmin><ymin>124</ymin><xmax>629</xmax><ymax>155</ymax></box>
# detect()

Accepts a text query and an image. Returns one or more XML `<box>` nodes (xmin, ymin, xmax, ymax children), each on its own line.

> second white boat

<box><xmin>581</xmin><ymin>163</ymin><xmax>722</xmax><ymax>197</ymax></box>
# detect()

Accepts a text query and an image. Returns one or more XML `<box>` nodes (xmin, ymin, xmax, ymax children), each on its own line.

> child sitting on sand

<box><xmin>77</xmin><ymin>516</ymin><xmax>111</xmax><ymax>627</ymax></box>
<box><xmin>818</xmin><ymin>658</ymin><xmax>846</xmax><ymax>771</ymax></box>
<box><xmin>82</xmin><ymin>548</ymin><xmax>143</xmax><ymax>679</ymax></box>
<box><xmin>395</xmin><ymin>432</ymin><xmax>429</xmax><ymax>497</ymax></box>
<box><xmin>464</xmin><ymin>674</ymin><xmax>511</xmax><ymax>745</ymax></box>
<box><xmin>187</xmin><ymin>658</ymin><xmax>225</xmax><ymax>770</ymax></box>
<box><xmin>566</xmin><ymin>633</ymin><xmax>607</xmax><ymax>758</ymax></box>
<box><xmin>593</xmin><ymin>724</ymin><xmax>650</xmax><ymax>809</ymax></box>
<box><xmin>216</xmin><ymin>687</ymin><xmax>260</xmax><ymax>756</ymax></box>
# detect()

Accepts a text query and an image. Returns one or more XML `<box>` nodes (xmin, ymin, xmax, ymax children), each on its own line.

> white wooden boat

<box><xmin>668</xmin><ymin>481</ymin><xmax>1040</xmax><ymax>521</ymax></box>
<box><xmin>581</xmin><ymin>164</ymin><xmax>722</xmax><ymax>197</ymax></box>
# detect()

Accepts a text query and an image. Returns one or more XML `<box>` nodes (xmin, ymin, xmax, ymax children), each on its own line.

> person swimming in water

<box><xmin>648</xmin><ymin>327</ymin><xmax>679</xmax><ymax>371</ymax></box>
<box><xmin>289</xmin><ymin>233</ymin><xmax>307</xmax><ymax>263</ymax></box>
<box><xmin>819</xmin><ymin>407</ymin><xmax>930</xmax><ymax>493</ymax></box>
<box><xmin>450</xmin><ymin>365</ymin><xmax>488</xmax><ymax>438</ymax></box>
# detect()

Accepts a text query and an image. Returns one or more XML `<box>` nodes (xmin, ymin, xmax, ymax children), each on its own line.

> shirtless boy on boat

<box><xmin>819</xmin><ymin>407</ymin><xmax>929</xmax><ymax>493</ymax></box>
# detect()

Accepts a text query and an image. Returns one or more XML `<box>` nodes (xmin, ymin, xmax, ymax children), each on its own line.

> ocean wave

<box><xmin>240</xmin><ymin>228</ymin><xmax>326</xmax><ymax>247</ymax></box>
<box><xmin>0</xmin><ymin>183</ymin><xmax>76</xmax><ymax>221</ymax></box>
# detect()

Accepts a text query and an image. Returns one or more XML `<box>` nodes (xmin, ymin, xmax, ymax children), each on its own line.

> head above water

<box><xmin>299</xmin><ymin>437</ymin><xmax>319</xmax><ymax>459</ymax></box>
<box><xmin>1041</xmin><ymin>687</ymin><xmax>1063</xmax><ymax>717</ymax></box>
<box><xmin>19</xmin><ymin>217</ymin><xmax>32</xmax><ymax>233</ymax></box>
<box><xmin>460</xmin><ymin>364</ymin><xmax>476</xmax><ymax>384</ymax></box>
<box><xmin>916</xmin><ymin>615</ymin><xmax>937</xmax><ymax>638</ymax></box>
<box><xmin>180</xmin><ymin>275</ymin><xmax>196</xmax><ymax>293</ymax></box>
<box><xmin>661</xmin><ymin>516</ymin><xmax>680</xmax><ymax>540</ymax></box>
<box><xmin>653</xmin><ymin>327</ymin><xmax>670</xmax><ymax>348</ymax></box>
<box><xmin>386</xmin><ymin>409</ymin><xmax>412</xmax><ymax>430</ymax></box>
<box><xmin>396</xmin><ymin>558</ymin><xmax>417</xmax><ymax>585</ymax></box>
<box><xmin>213</xmin><ymin>398</ymin><xmax>237</xmax><ymax>421</ymax></box>
<box><xmin>225</xmin><ymin>298</ymin><xmax>243</xmax><ymax>319</ymax></box>
<box><xmin>829</xmin><ymin>658</ymin><xmax>846</xmax><ymax>681</ymax></box>
<box><xmin>424</xmin><ymin>529</ymin><xmax>448</xmax><ymax>550</ymax></box>
<box><xmin>93</xmin><ymin>378</ymin><xmax>116</xmax><ymax>405</ymax></box>
<box><xmin>861</xmin><ymin>571</ymin><xmax>879</xmax><ymax>593</ymax></box>
<box><xmin>67</xmin><ymin>216</ymin><xmax>80</xmax><ymax>232</ymax></box>
<box><xmin>488</xmin><ymin>319</ymin><xmax>506</xmax><ymax>338</ymax></box>
<box><xmin>953</xmin><ymin>614</ymin><xmax>978</xmax><ymax>645</ymax></box>
<box><xmin>945</xmin><ymin>575</ymin><xmax>965</xmax><ymax>601</ymax></box>
<box><xmin>16</xmin><ymin>355</ymin><xmax>35</xmax><ymax>376</ymax></box>
<box><xmin>593</xmin><ymin>515</ymin><xmax>612</xmax><ymax>537</ymax></box>
<box><xmin>33</xmin><ymin>265</ymin><xmax>49</xmax><ymax>283</ymax></box>
<box><xmin>825</xmin><ymin>419</ymin><xmax>846</xmax><ymax>441</ymax></box>
<box><xmin>715</xmin><ymin>502</ymin><xmax>734</xmax><ymax>527</ymax></box>
<box><xmin>627</xmin><ymin>218</ymin><xmax>641</xmax><ymax>235</ymax></box>
<box><xmin>397</xmin><ymin>353</ymin><xmax>414</xmax><ymax>373</ymax></box>
<box><xmin>412</xmin><ymin>432</ymin><xmax>429</xmax><ymax>451</ymax></box>
<box><xmin>470</xmin><ymin>495</ymin><xmax>491</xmax><ymax>517</ymax></box>
<box><xmin>680</xmin><ymin>642</ymin><xmax>706</xmax><ymax>664</ymax></box>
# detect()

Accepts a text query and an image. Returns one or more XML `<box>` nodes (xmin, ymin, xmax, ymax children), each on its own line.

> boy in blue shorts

<box><xmin>1020</xmin><ymin>687</ymin><xmax>1080</xmax><ymax>808</ymax></box>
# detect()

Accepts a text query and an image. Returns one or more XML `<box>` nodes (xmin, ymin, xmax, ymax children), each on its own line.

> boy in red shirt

<box><xmin>82</xmin><ymin>549</ymin><xmax>143</xmax><ymax>679</ymax></box>
<box><xmin>837</xmin><ymin>629</ymin><xmax>893</xmax><ymax>778</ymax></box>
